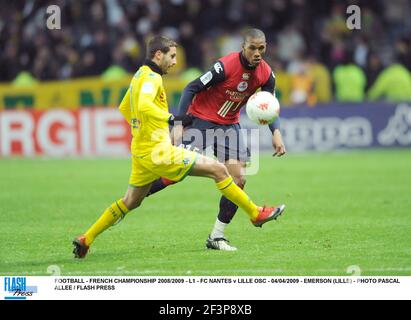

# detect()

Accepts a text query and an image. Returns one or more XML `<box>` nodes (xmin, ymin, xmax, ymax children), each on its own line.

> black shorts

<box><xmin>180</xmin><ymin>116</ymin><xmax>250</xmax><ymax>163</ymax></box>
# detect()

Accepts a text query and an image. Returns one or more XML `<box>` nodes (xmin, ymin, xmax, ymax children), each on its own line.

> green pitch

<box><xmin>1</xmin><ymin>150</ymin><xmax>410</xmax><ymax>276</ymax></box>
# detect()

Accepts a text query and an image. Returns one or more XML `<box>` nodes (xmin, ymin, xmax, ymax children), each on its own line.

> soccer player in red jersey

<box><xmin>147</xmin><ymin>28</ymin><xmax>286</xmax><ymax>251</ymax></box>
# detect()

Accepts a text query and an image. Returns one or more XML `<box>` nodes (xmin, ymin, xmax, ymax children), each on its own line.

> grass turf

<box><xmin>0</xmin><ymin>150</ymin><xmax>410</xmax><ymax>276</ymax></box>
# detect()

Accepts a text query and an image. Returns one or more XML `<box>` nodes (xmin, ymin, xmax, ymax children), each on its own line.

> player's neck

<box><xmin>144</xmin><ymin>59</ymin><xmax>164</xmax><ymax>75</ymax></box>
<box><xmin>239</xmin><ymin>52</ymin><xmax>257</xmax><ymax>70</ymax></box>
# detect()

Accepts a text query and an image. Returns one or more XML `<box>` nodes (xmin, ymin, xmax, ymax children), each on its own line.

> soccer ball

<box><xmin>246</xmin><ymin>91</ymin><xmax>280</xmax><ymax>125</ymax></box>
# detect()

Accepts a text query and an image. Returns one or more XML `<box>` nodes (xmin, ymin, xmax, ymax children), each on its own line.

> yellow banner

<box><xmin>0</xmin><ymin>75</ymin><xmax>188</xmax><ymax>110</ymax></box>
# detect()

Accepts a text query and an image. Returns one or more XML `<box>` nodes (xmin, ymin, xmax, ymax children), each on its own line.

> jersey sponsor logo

<box><xmin>141</xmin><ymin>82</ymin><xmax>155</xmax><ymax>94</ymax></box>
<box><xmin>200</xmin><ymin>71</ymin><xmax>213</xmax><ymax>85</ymax></box>
<box><xmin>214</xmin><ymin>62</ymin><xmax>223</xmax><ymax>74</ymax></box>
<box><xmin>237</xmin><ymin>81</ymin><xmax>248</xmax><ymax>92</ymax></box>
<box><xmin>225</xmin><ymin>89</ymin><xmax>248</xmax><ymax>101</ymax></box>
<box><xmin>242</xmin><ymin>73</ymin><xmax>250</xmax><ymax>80</ymax></box>
<box><xmin>131</xmin><ymin>118</ymin><xmax>141</xmax><ymax>129</ymax></box>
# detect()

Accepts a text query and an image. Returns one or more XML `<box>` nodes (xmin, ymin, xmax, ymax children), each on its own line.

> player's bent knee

<box><xmin>123</xmin><ymin>198</ymin><xmax>141</xmax><ymax>211</ymax></box>
<box><xmin>214</xmin><ymin>162</ymin><xmax>229</xmax><ymax>181</ymax></box>
<box><xmin>234</xmin><ymin>176</ymin><xmax>246</xmax><ymax>189</ymax></box>
<box><xmin>133</xmin><ymin>200</ymin><xmax>143</xmax><ymax>210</ymax></box>
<box><xmin>122</xmin><ymin>192</ymin><xmax>144</xmax><ymax>211</ymax></box>
<box><xmin>122</xmin><ymin>197</ymin><xmax>134</xmax><ymax>210</ymax></box>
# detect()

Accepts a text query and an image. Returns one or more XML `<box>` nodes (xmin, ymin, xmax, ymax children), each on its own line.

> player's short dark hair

<box><xmin>242</xmin><ymin>28</ymin><xmax>266</xmax><ymax>43</ymax></box>
<box><xmin>146</xmin><ymin>36</ymin><xmax>177</xmax><ymax>59</ymax></box>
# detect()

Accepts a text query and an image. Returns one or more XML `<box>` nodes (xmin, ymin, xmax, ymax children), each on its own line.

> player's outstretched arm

<box><xmin>260</xmin><ymin>70</ymin><xmax>285</xmax><ymax>156</ymax></box>
<box><xmin>177</xmin><ymin>61</ymin><xmax>226</xmax><ymax>116</ymax></box>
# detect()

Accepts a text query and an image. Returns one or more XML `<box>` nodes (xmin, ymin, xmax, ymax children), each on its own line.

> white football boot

<box><xmin>206</xmin><ymin>236</ymin><xmax>237</xmax><ymax>251</ymax></box>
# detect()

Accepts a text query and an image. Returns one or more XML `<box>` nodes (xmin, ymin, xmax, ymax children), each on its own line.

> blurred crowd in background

<box><xmin>1</xmin><ymin>0</ymin><xmax>411</xmax><ymax>105</ymax></box>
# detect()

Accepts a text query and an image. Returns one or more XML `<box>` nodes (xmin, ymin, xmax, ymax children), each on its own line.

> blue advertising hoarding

<box><xmin>239</xmin><ymin>103</ymin><xmax>411</xmax><ymax>152</ymax></box>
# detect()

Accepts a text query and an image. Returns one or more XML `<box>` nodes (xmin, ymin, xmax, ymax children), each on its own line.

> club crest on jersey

<box><xmin>242</xmin><ymin>73</ymin><xmax>250</xmax><ymax>80</ymax></box>
<box><xmin>237</xmin><ymin>81</ymin><xmax>248</xmax><ymax>92</ymax></box>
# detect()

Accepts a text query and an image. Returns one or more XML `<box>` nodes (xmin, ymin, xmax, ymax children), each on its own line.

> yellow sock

<box><xmin>216</xmin><ymin>176</ymin><xmax>259</xmax><ymax>221</ymax></box>
<box><xmin>84</xmin><ymin>199</ymin><xmax>129</xmax><ymax>246</ymax></box>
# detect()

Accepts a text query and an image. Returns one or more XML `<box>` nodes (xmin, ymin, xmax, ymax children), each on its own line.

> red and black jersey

<box><xmin>178</xmin><ymin>52</ymin><xmax>279</xmax><ymax>129</ymax></box>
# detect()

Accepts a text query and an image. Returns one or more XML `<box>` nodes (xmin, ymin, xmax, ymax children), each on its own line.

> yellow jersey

<box><xmin>119</xmin><ymin>65</ymin><xmax>172</xmax><ymax>156</ymax></box>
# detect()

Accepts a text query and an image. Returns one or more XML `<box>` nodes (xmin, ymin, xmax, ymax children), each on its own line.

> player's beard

<box><xmin>160</xmin><ymin>58</ymin><xmax>171</xmax><ymax>74</ymax></box>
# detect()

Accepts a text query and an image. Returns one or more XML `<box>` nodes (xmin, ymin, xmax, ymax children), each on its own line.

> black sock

<box><xmin>217</xmin><ymin>196</ymin><xmax>238</xmax><ymax>224</ymax></box>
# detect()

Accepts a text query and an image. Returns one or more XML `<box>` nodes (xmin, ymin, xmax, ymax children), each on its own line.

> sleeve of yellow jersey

<box><xmin>118</xmin><ymin>88</ymin><xmax>131</xmax><ymax>124</ymax></box>
<box><xmin>137</xmin><ymin>75</ymin><xmax>172</xmax><ymax>122</ymax></box>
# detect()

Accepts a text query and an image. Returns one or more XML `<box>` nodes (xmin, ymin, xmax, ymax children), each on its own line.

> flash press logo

<box><xmin>3</xmin><ymin>277</ymin><xmax>37</xmax><ymax>300</ymax></box>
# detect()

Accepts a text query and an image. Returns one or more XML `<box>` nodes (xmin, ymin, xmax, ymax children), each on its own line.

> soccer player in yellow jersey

<box><xmin>73</xmin><ymin>36</ymin><xmax>285</xmax><ymax>258</ymax></box>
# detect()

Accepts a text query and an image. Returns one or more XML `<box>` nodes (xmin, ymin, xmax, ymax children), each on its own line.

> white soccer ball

<box><xmin>246</xmin><ymin>91</ymin><xmax>280</xmax><ymax>125</ymax></box>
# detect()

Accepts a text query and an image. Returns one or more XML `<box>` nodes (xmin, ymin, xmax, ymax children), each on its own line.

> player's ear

<box><xmin>154</xmin><ymin>50</ymin><xmax>163</xmax><ymax>61</ymax></box>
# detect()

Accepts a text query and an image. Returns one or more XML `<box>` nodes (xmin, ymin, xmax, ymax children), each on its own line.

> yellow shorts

<box><xmin>129</xmin><ymin>143</ymin><xmax>198</xmax><ymax>187</ymax></box>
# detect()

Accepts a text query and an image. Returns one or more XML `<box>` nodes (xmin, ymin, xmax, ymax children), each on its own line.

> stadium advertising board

<box><xmin>0</xmin><ymin>108</ymin><xmax>131</xmax><ymax>156</ymax></box>
<box><xmin>0</xmin><ymin>103</ymin><xmax>410</xmax><ymax>157</ymax></box>
<box><xmin>0</xmin><ymin>76</ymin><xmax>186</xmax><ymax>110</ymax></box>
<box><xmin>243</xmin><ymin>103</ymin><xmax>411</xmax><ymax>152</ymax></box>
